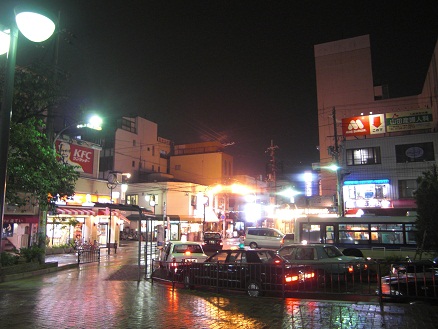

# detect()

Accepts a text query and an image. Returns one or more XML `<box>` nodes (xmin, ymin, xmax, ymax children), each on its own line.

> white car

<box><xmin>159</xmin><ymin>241</ymin><xmax>208</xmax><ymax>268</ymax></box>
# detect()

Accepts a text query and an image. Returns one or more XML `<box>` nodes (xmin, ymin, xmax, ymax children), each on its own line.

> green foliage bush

<box><xmin>1</xmin><ymin>252</ymin><xmax>19</xmax><ymax>266</ymax></box>
<box><xmin>19</xmin><ymin>246</ymin><xmax>45</xmax><ymax>263</ymax></box>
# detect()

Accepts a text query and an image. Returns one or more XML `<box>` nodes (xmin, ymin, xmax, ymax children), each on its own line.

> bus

<box><xmin>291</xmin><ymin>215</ymin><xmax>423</xmax><ymax>259</ymax></box>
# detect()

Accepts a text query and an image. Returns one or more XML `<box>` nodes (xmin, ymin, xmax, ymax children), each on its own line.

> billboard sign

<box><xmin>55</xmin><ymin>140</ymin><xmax>94</xmax><ymax>174</ymax></box>
<box><xmin>385</xmin><ymin>109</ymin><xmax>433</xmax><ymax>132</ymax></box>
<box><xmin>342</xmin><ymin>110</ymin><xmax>432</xmax><ymax>137</ymax></box>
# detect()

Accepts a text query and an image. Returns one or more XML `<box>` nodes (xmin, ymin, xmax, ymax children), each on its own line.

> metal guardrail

<box><xmin>77</xmin><ymin>248</ymin><xmax>100</xmax><ymax>264</ymax></box>
<box><xmin>151</xmin><ymin>259</ymin><xmax>438</xmax><ymax>304</ymax></box>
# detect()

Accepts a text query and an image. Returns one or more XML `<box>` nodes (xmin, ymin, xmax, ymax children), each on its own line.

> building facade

<box><xmin>314</xmin><ymin>34</ymin><xmax>438</xmax><ymax>215</ymax></box>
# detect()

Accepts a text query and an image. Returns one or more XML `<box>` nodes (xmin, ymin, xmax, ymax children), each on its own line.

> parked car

<box><xmin>277</xmin><ymin>244</ymin><xmax>367</xmax><ymax>275</ymax></box>
<box><xmin>177</xmin><ymin>248</ymin><xmax>316</xmax><ymax>297</ymax></box>
<box><xmin>379</xmin><ymin>260</ymin><xmax>438</xmax><ymax>299</ymax></box>
<box><xmin>244</xmin><ymin>227</ymin><xmax>285</xmax><ymax>249</ymax></box>
<box><xmin>159</xmin><ymin>241</ymin><xmax>208</xmax><ymax>274</ymax></box>
<box><xmin>280</xmin><ymin>233</ymin><xmax>295</xmax><ymax>247</ymax></box>
<box><xmin>202</xmin><ymin>232</ymin><xmax>223</xmax><ymax>252</ymax></box>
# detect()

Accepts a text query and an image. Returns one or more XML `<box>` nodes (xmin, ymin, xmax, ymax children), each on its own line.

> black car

<box><xmin>202</xmin><ymin>232</ymin><xmax>223</xmax><ymax>252</ymax></box>
<box><xmin>178</xmin><ymin>249</ymin><xmax>315</xmax><ymax>297</ymax></box>
<box><xmin>379</xmin><ymin>260</ymin><xmax>438</xmax><ymax>299</ymax></box>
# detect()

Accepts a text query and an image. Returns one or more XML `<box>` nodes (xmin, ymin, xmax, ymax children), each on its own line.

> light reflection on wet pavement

<box><xmin>1</xmin><ymin>241</ymin><xmax>438</xmax><ymax>328</ymax></box>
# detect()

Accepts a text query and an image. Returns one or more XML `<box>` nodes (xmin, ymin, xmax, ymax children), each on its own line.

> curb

<box><xmin>0</xmin><ymin>262</ymin><xmax>79</xmax><ymax>283</ymax></box>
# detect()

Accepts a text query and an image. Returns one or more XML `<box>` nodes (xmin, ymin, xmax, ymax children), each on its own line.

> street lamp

<box><xmin>326</xmin><ymin>164</ymin><xmax>345</xmax><ymax>217</ymax></box>
<box><xmin>52</xmin><ymin>115</ymin><xmax>103</xmax><ymax>150</ymax></box>
<box><xmin>202</xmin><ymin>195</ymin><xmax>209</xmax><ymax>239</ymax></box>
<box><xmin>0</xmin><ymin>7</ymin><xmax>56</xmax><ymax>249</ymax></box>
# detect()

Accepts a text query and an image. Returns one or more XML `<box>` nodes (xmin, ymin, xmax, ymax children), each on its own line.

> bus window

<box><xmin>302</xmin><ymin>223</ymin><xmax>321</xmax><ymax>243</ymax></box>
<box><xmin>325</xmin><ymin>225</ymin><xmax>334</xmax><ymax>243</ymax></box>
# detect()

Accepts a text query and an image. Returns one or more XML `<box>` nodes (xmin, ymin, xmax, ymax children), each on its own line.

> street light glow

<box><xmin>0</xmin><ymin>30</ymin><xmax>10</xmax><ymax>55</ymax></box>
<box><xmin>15</xmin><ymin>11</ymin><xmax>56</xmax><ymax>42</ymax></box>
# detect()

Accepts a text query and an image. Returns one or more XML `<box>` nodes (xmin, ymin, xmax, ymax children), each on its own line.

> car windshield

<box><xmin>173</xmin><ymin>244</ymin><xmax>203</xmax><ymax>253</ymax></box>
<box><xmin>204</xmin><ymin>233</ymin><xmax>221</xmax><ymax>239</ymax></box>
<box><xmin>323</xmin><ymin>246</ymin><xmax>344</xmax><ymax>258</ymax></box>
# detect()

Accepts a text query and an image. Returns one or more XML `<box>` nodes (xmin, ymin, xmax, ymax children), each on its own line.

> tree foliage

<box><xmin>414</xmin><ymin>164</ymin><xmax>438</xmax><ymax>253</ymax></box>
<box><xmin>1</xmin><ymin>63</ymin><xmax>78</xmax><ymax>211</ymax></box>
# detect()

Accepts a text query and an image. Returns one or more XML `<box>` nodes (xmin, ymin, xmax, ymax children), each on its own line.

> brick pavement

<box><xmin>0</xmin><ymin>240</ymin><xmax>438</xmax><ymax>328</ymax></box>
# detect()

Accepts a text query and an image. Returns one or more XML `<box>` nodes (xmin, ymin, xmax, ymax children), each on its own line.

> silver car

<box><xmin>277</xmin><ymin>244</ymin><xmax>367</xmax><ymax>275</ymax></box>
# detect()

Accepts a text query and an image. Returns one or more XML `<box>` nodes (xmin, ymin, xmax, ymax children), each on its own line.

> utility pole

<box><xmin>332</xmin><ymin>107</ymin><xmax>344</xmax><ymax>217</ymax></box>
<box><xmin>266</xmin><ymin>140</ymin><xmax>279</xmax><ymax>210</ymax></box>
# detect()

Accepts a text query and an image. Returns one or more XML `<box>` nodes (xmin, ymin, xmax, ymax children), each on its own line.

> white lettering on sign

<box><xmin>72</xmin><ymin>149</ymin><xmax>92</xmax><ymax>163</ymax></box>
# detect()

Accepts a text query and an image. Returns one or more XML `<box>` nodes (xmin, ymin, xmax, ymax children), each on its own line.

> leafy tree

<box><xmin>414</xmin><ymin>164</ymin><xmax>438</xmax><ymax>258</ymax></box>
<box><xmin>1</xmin><ymin>63</ymin><xmax>79</xmax><ymax>262</ymax></box>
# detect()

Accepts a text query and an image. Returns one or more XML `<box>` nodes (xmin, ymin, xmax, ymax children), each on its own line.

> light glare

<box><xmin>15</xmin><ymin>11</ymin><xmax>55</xmax><ymax>42</ymax></box>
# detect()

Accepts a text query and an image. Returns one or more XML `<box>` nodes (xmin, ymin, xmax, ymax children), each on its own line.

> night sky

<box><xmin>1</xmin><ymin>0</ymin><xmax>437</xmax><ymax>178</ymax></box>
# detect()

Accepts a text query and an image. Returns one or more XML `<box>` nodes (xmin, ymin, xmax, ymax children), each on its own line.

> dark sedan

<box><xmin>379</xmin><ymin>260</ymin><xmax>438</xmax><ymax>300</ymax></box>
<box><xmin>202</xmin><ymin>231</ymin><xmax>223</xmax><ymax>252</ymax></box>
<box><xmin>177</xmin><ymin>249</ymin><xmax>315</xmax><ymax>297</ymax></box>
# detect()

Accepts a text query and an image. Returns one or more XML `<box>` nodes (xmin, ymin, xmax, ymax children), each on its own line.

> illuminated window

<box><xmin>346</xmin><ymin>147</ymin><xmax>381</xmax><ymax>166</ymax></box>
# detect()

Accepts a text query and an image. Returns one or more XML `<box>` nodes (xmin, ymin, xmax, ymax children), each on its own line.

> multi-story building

<box><xmin>314</xmin><ymin>34</ymin><xmax>438</xmax><ymax>215</ymax></box>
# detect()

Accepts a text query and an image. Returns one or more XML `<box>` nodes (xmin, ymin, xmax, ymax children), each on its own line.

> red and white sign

<box><xmin>55</xmin><ymin>141</ymin><xmax>94</xmax><ymax>174</ymax></box>
<box><xmin>342</xmin><ymin>116</ymin><xmax>370</xmax><ymax>136</ymax></box>
<box><xmin>342</xmin><ymin>114</ymin><xmax>386</xmax><ymax>137</ymax></box>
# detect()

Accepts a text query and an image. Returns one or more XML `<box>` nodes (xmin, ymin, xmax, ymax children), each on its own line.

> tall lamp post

<box><xmin>52</xmin><ymin>115</ymin><xmax>103</xmax><ymax>150</ymax></box>
<box><xmin>202</xmin><ymin>195</ymin><xmax>209</xmax><ymax>239</ymax></box>
<box><xmin>0</xmin><ymin>7</ymin><xmax>56</xmax><ymax>249</ymax></box>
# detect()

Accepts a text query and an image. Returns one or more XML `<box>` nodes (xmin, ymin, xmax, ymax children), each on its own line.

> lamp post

<box><xmin>52</xmin><ymin>115</ymin><xmax>103</xmax><ymax>150</ymax></box>
<box><xmin>202</xmin><ymin>195</ymin><xmax>209</xmax><ymax>239</ymax></box>
<box><xmin>0</xmin><ymin>7</ymin><xmax>56</xmax><ymax>250</ymax></box>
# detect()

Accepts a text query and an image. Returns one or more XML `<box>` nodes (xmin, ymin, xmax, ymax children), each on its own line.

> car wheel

<box><xmin>247</xmin><ymin>281</ymin><xmax>263</xmax><ymax>297</ymax></box>
<box><xmin>183</xmin><ymin>275</ymin><xmax>194</xmax><ymax>289</ymax></box>
<box><xmin>249</xmin><ymin>242</ymin><xmax>258</xmax><ymax>249</ymax></box>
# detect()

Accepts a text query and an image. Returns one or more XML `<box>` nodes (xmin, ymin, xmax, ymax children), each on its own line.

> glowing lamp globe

<box><xmin>15</xmin><ymin>10</ymin><xmax>56</xmax><ymax>42</ymax></box>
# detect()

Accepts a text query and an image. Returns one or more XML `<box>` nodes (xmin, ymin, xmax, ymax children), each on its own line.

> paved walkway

<box><xmin>1</xmin><ymin>241</ymin><xmax>438</xmax><ymax>328</ymax></box>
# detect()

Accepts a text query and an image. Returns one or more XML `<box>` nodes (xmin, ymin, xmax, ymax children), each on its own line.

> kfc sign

<box><xmin>56</xmin><ymin>141</ymin><xmax>94</xmax><ymax>174</ymax></box>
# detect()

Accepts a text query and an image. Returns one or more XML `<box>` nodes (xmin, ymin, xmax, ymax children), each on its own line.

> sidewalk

<box><xmin>1</xmin><ymin>240</ymin><xmax>438</xmax><ymax>328</ymax></box>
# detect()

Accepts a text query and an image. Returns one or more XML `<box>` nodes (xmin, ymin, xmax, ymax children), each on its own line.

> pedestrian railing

<box><xmin>77</xmin><ymin>247</ymin><xmax>100</xmax><ymax>264</ymax></box>
<box><xmin>151</xmin><ymin>259</ymin><xmax>438</xmax><ymax>303</ymax></box>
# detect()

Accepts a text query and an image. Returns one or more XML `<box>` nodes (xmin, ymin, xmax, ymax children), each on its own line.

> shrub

<box><xmin>19</xmin><ymin>246</ymin><xmax>45</xmax><ymax>263</ymax></box>
<box><xmin>1</xmin><ymin>251</ymin><xmax>20</xmax><ymax>266</ymax></box>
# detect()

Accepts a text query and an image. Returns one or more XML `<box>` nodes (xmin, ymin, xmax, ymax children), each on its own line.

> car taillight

<box><xmin>305</xmin><ymin>272</ymin><xmax>315</xmax><ymax>279</ymax></box>
<box><xmin>171</xmin><ymin>257</ymin><xmax>178</xmax><ymax>268</ymax></box>
<box><xmin>348</xmin><ymin>265</ymin><xmax>354</xmax><ymax>273</ymax></box>
<box><xmin>285</xmin><ymin>275</ymin><xmax>299</xmax><ymax>282</ymax></box>
<box><xmin>184</xmin><ymin>251</ymin><xmax>191</xmax><ymax>256</ymax></box>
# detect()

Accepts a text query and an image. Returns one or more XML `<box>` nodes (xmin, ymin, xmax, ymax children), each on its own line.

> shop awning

<box><xmin>111</xmin><ymin>210</ymin><xmax>130</xmax><ymax>224</ymax></box>
<box><xmin>55</xmin><ymin>208</ymin><xmax>96</xmax><ymax>216</ymax></box>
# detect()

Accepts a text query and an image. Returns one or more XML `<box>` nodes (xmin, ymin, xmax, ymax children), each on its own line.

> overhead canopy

<box><xmin>54</xmin><ymin>207</ymin><xmax>95</xmax><ymax>216</ymax></box>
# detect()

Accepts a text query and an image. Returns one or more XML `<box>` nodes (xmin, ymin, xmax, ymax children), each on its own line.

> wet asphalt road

<box><xmin>1</xmin><ymin>240</ymin><xmax>438</xmax><ymax>328</ymax></box>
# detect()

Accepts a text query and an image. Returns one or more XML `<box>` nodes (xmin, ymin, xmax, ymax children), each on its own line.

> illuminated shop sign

<box><xmin>344</xmin><ymin>179</ymin><xmax>389</xmax><ymax>185</ymax></box>
<box><xmin>386</xmin><ymin>109</ymin><xmax>433</xmax><ymax>133</ymax></box>
<box><xmin>342</xmin><ymin>109</ymin><xmax>432</xmax><ymax>137</ymax></box>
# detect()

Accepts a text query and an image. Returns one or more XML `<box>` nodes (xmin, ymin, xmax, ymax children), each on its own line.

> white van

<box><xmin>244</xmin><ymin>227</ymin><xmax>285</xmax><ymax>249</ymax></box>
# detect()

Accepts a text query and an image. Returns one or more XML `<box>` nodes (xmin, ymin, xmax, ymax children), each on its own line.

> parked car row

<box><xmin>155</xmin><ymin>231</ymin><xmax>438</xmax><ymax>301</ymax></box>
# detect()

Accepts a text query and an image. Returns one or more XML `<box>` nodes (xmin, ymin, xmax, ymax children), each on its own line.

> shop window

<box><xmin>346</xmin><ymin>147</ymin><xmax>381</xmax><ymax>166</ymax></box>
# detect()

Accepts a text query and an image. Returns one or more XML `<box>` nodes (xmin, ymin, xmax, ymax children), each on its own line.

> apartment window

<box><xmin>126</xmin><ymin>194</ymin><xmax>138</xmax><ymax>205</ymax></box>
<box><xmin>398</xmin><ymin>179</ymin><xmax>417</xmax><ymax>198</ymax></box>
<box><xmin>152</xmin><ymin>165</ymin><xmax>155</xmax><ymax>172</ymax></box>
<box><xmin>346</xmin><ymin>147</ymin><xmax>381</xmax><ymax>166</ymax></box>
<box><xmin>133</xmin><ymin>140</ymin><xmax>136</xmax><ymax>147</ymax></box>
<box><xmin>132</xmin><ymin>161</ymin><xmax>135</xmax><ymax>167</ymax></box>
<box><xmin>152</xmin><ymin>145</ymin><xmax>155</xmax><ymax>156</ymax></box>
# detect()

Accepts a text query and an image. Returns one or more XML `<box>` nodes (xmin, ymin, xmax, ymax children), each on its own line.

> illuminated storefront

<box><xmin>343</xmin><ymin>179</ymin><xmax>391</xmax><ymax>209</ymax></box>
